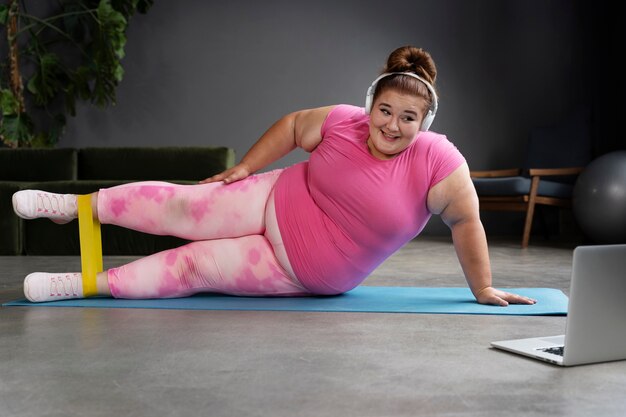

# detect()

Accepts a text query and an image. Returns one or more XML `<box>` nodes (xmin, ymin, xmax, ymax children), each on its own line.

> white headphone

<box><xmin>365</xmin><ymin>72</ymin><xmax>438</xmax><ymax>131</ymax></box>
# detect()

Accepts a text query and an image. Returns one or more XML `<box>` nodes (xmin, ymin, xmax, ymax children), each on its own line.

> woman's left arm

<box><xmin>427</xmin><ymin>163</ymin><xmax>536</xmax><ymax>306</ymax></box>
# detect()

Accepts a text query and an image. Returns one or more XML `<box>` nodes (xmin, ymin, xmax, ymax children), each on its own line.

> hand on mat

<box><xmin>475</xmin><ymin>287</ymin><xmax>537</xmax><ymax>307</ymax></box>
<box><xmin>199</xmin><ymin>163</ymin><xmax>252</xmax><ymax>185</ymax></box>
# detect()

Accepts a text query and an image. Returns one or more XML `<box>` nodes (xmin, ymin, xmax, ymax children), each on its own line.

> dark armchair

<box><xmin>470</xmin><ymin>109</ymin><xmax>592</xmax><ymax>248</ymax></box>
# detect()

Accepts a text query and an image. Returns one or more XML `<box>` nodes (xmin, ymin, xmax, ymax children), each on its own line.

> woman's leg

<box><xmin>105</xmin><ymin>235</ymin><xmax>308</xmax><ymax>298</ymax></box>
<box><xmin>23</xmin><ymin>233</ymin><xmax>308</xmax><ymax>302</ymax></box>
<box><xmin>13</xmin><ymin>169</ymin><xmax>283</xmax><ymax>240</ymax></box>
<box><xmin>96</xmin><ymin>170</ymin><xmax>282</xmax><ymax>240</ymax></box>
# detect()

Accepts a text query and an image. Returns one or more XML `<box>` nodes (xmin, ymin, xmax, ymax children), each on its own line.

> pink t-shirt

<box><xmin>274</xmin><ymin>104</ymin><xmax>465</xmax><ymax>294</ymax></box>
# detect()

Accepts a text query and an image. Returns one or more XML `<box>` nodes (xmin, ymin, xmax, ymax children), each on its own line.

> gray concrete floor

<box><xmin>1</xmin><ymin>236</ymin><xmax>625</xmax><ymax>417</ymax></box>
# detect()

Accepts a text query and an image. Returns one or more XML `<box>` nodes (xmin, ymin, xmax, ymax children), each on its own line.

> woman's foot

<box><xmin>24</xmin><ymin>272</ymin><xmax>83</xmax><ymax>302</ymax></box>
<box><xmin>12</xmin><ymin>190</ymin><xmax>78</xmax><ymax>224</ymax></box>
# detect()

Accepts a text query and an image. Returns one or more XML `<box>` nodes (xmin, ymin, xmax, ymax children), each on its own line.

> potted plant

<box><xmin>0</xmin><ymin>0</ymin><xmax>153</xmax><ymax>148</ymax></box>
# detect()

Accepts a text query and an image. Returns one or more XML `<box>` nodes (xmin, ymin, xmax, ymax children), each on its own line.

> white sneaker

<box><xmin>24</xmin><ymin>272</ymin><xmax>84</xmax><ymax>302</ymax></box>
<box><xmin>12</xmin><ymin>190</ymin><xmax>78</xmax><ymax>224</ymax></box>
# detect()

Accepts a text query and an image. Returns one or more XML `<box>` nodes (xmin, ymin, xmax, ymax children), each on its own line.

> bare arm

<box><xmin>428</xmin><ymin>163</ymin><xmax>536</xmax><ymax>306</ymax></box>
<box><xmin>200</xmin><ymin>106</ymin><xmax>335</xmax><ymax>184</ymax></box>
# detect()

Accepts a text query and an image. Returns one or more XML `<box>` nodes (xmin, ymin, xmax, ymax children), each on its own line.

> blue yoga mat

<box><xmin>2</xmin><ymin>287</ymin><xmax>567</xmax><ymax>315</ymax></box>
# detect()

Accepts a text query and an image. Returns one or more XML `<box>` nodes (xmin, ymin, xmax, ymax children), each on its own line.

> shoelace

<box><xmin>36</xmin><ymin>193</ymin><xmax>71</xmax><ymax>216</ymax></box>
<box><xmin>49</xmin><ymin>274</ymin><xmax>80</xmax><ymax>297</ymax></box>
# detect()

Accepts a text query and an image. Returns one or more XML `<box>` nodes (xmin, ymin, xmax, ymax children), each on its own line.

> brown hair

<box><xmin>373</xmin><ymin>46</ymin><xmax>438</xmax><ymax>113</ymax></box>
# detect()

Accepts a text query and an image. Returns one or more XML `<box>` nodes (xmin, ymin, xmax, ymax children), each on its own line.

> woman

<box><xmin>13</xmin><ymin>45</ymin><xmax>535</xmax><ymax>306</ymax></box>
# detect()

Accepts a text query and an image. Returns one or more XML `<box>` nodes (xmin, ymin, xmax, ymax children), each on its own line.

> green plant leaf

<box><xmin>87</xmin><ymin>0</ymin><xmax>129</xmax><ymax>107</ymax></box>
<box><xmin>98</xmin><ymin>0</ymin><xmax>128</xmax><ymax>60</ymax></box>
<box><xmin>27</xmin><ymin>53</ymin><xmax>64</xmax><ymax>106</ymax></box>
<box><xmin>47</xmin><ymin>113</ymin><xmax>67</xmax><ymax>146</ymax></box>
<box><xmin>0</xmin><ymin>4</ymin><xmax>9</xmax><ymax>25</ymax></box>
<box><xmin>29</xmin><ymin>133</ymin><xmax>49</xmax><ymax>148</ymax></box>
<box><xmin>0</xmin><ymin>89</ymin><xmax>20</xmax><ymax>116</ymax></box>
<box><xmin>61</xmin><ymin>1</ymin><xmax>90</xmax><ymax>43</ymax></box>
<box><xmin>113</xmin><ymin>63</ymin><xmax>124</xmax><ymax>82</ymax></box>
<box><xmin>0</xmin><ymin>113</ymin><xmax>35</xmax><ymax>146</ymax></box>
<box><xmin>109</xmin><ymin>0</ymin><xmax>153</xmax><ymax>17</ymax></box>
<box><xmin>110</xmin><ymin>0</ymin><xmax>137</xmax><ymax>18</ymax></box>
<box><xmin>73</xmin><ymin>66</ymin><xmax>93</xmax><ymax>101</ymax></box>
<box><xmin>136</xmin><ymin>0</ymin><xmax>153</xmax><ymax>14</ymax></box>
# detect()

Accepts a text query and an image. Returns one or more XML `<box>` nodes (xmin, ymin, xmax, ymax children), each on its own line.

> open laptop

<box><xmin>491</xmin><ymin>244</ymin><xmax>626</xmax><ymax>366</ymax></box>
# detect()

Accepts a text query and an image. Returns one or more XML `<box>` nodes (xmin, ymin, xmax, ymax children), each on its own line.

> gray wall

<box><xmin>16</xmin><ymin>0</ymin><xmax>591</xmax><ymax>235</ymax></box>
<box><xmin>60</xmin><ymin>0</ymin><xmax>587</xmax><ymax>172</ymax></box>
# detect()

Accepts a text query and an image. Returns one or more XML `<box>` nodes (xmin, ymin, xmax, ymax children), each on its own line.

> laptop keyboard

<box><xmin>541</xmin><ymin>346</ymin><xmax>565</xmax><ymax>356</ymax></box>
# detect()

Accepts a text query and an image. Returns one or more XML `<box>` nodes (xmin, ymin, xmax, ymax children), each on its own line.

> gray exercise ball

<box><xmin>573</xmin><ymin>150</ymin><xmax>626</xmax><ymax>244</ymax></box>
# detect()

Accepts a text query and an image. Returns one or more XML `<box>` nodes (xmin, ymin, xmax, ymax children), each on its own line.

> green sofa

<box><xmin>0</xmin><ymin>147</ymin><xmax>235</xmax><ymax>255</ymax></box>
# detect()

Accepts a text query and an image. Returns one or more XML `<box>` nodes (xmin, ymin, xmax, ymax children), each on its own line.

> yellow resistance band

<box><xmin>77</xmin><ymin>194</ymin><xmax>102</xmax><ymax>297</ymax></box>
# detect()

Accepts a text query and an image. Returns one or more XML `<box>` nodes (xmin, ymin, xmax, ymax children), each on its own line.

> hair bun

<box><xmin>383</xmin><ymin>46</ymin><xmax>437</xmax><ymax>84</ymax></box>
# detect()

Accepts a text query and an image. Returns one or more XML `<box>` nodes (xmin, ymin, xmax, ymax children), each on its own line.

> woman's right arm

<box><xmin>199</xmin><ymin>105</ymin><xmax>335</xmax><ymax>184</ymax></box>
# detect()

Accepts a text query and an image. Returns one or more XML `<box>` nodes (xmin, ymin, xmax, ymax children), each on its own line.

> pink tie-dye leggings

<box><xmin>96</xmin><ymin>169</ymin><xmax>311</xmax><ymax>298</ymax></box>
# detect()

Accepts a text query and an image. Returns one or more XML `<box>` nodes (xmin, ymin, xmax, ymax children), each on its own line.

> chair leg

<box><xmin>522</xmin><ymin>176</ymin><xmax>541</xmax><ymax>248</ymax></box>
<box><xmin>522</xmin><ymin>201</ymin><xmax>536</xmax><ymax>248</ymax></box>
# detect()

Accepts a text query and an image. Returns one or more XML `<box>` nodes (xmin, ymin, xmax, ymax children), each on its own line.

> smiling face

<box><xmin>367</xmin><ymin>89</ymin><xmax>427</xmax><ymax>160</ymax></box>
